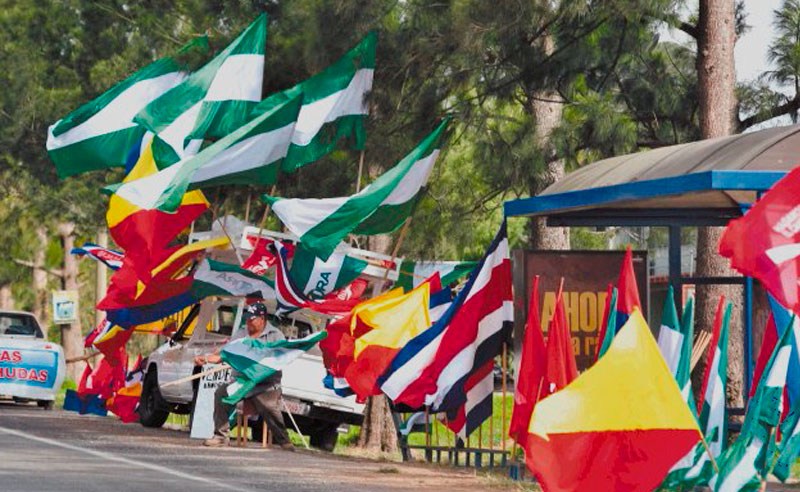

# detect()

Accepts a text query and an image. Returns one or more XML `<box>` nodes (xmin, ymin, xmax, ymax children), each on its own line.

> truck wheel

<box><xmin>310</xmin><ymin>424</ymin><xmax>339</xmax><ymax>452</ymax></box>
<box><xmin>37</xmin><ymin>400</ymin><xmax>54</xmax><ymax>410</ymax></box>
<box><xmin>139</xmin><ymin>367</ymin><xmax>170</xmax><ymax>428</ymax></box>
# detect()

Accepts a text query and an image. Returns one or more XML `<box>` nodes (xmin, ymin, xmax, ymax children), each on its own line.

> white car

<box><xmin>0</xmin><ymin>310</ymin><xmax>66</xmax><ymax>410</ymax></box>
<box><xmin>139</xmin><ymin>297</ymin><xmax>364</xmax><ymax>451</ymax></box>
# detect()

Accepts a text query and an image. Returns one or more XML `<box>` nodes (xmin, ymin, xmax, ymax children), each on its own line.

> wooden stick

<box><xmin>356</xmin><ymin>150</ymin><xmax>365</xmax><ymax>193</ymax></box>
<box><xmin>697</xmin><ymin>432</ymin><xmax>720</xmax><ymax>474</ymax></box>
<box><xmin>425</xmin><ymin>406</ymin><xmax>431</xmax><ymax>448</ymax></box>
<box><xmin>502</xmin><ymin>342</ymin><xmax>507</xmax><ymax>453</ymax></box>
<box><xmin>691</xmin><ymin>331</ymin><xmax>713</xmax><ymax>371</ymax></box>
<box><xmin>66</xmin><ymin>351</ymin><xmax>100</xmax><ymax>364</ymax></box>
<box><xmin>281</xmin><ymin>397</ymin><xmax>311</xmax><ymax>450</ymax></box>
<box><xmin>160</xmin><ymin>364</ymin><xmax>230</xmax><ymax>388</ymax></box>
<box><xmin>244</xmin><ymin>189</ymin><xmax>252</xmax><ymax>224</ymax></box>
<box><xmin>380</xmin><ymin>217</ymin><xmax>412</xmax><ymax>285</ymax></box>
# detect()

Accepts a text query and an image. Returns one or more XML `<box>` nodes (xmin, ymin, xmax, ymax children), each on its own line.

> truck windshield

<box><xmin>0</xmin><ymin>314</ymin><xmax>42</xmax><ymax>338</ymax></box>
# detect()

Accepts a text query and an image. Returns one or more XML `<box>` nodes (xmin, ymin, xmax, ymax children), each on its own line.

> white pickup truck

<box><xmin>0</xmin><ymin>310</ymin><xmax>66</xmax><ymax>410</ymax></box>
<box><xmin>139</xmin><ymin>297</ymin><xmax>364</xmax><ymax>451</ymax></box>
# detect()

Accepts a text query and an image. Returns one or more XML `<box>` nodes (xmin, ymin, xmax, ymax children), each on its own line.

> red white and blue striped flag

<box><xmin>379</xmin><ymin>220</ymin><xmax>513</xmax><ymax>437</ymax></box>
<box><xmin>71</xmin><ymin>243</ymin><xmax>124</xmax><ymax>270</ymax></box>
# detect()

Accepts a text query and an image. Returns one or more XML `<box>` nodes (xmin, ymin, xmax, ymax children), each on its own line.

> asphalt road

<box><xmin>0</xmin><ymin>402</ymin><xmax>502</xmax><ymax>492</ymax></box>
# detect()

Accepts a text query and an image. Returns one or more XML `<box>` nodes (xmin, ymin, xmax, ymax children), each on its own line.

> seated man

<box><xmin>194</xmin><ymin>302</ymin><xmax>292</xmax><ymax>449</ymax></box>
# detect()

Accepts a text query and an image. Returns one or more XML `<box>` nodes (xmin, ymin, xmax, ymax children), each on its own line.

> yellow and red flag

<box><xmin>526</xmin><ymin>308</ymin><xmax>700</xmax><ymax>492</ymax></box>
<box><xmin>106</xmin><ymin>139</ymin><xmax>208</xmax><ymax>284</ymax></box>
<box><xmin>344</xmin><ymin>283</ymin><xmax>431</xmax><ymax>400</ymax></box>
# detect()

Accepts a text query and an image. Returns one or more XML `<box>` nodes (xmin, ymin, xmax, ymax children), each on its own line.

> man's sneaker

<box><xmin>202</xmin><ymin>436</ymin><xmax>229</xmax><ymax>447</ymax></box>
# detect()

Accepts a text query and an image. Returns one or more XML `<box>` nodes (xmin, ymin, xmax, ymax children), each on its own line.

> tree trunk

<box><xmin>355</xmin><ymin>232</ymin><xmax>400</xmax><ymax>452</ymax></box>
<box><xmin>0</xmin><ymin>285</ymin><xmax>13</xmax><ymax>309</ymax></box>
<box><xmin>527</xmin><ymin>32</ymin><xmax>569</xmax><ymax>250</ymax></box>
<box><xmin>58</xmin><ymin>222</ymin><xmax>84</xmax><ymax>382</ymax></box>
<box><xmin>32</xmin><ymin>225</ymin><xmax>49</xmax><ymax>326</ymax></box>
<box><xmin>693</xmin><ymin>0</ymin><xmax>742</xmax><ymax>407</ymax></box>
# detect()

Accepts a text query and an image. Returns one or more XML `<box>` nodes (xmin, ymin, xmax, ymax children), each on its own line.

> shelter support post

<box><xmin>744</xmin><ymin>276</ymin><xmax>753</xmax><ymax>397</ymax></box>
<box><xmin>668</xmin><ymin>226</ymin><xmax>682</xmax><ymax>311</ymax></box>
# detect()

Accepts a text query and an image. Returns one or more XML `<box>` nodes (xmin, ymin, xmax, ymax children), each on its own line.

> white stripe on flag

<box><xmin>457</xmin><ymin>369</ymin><xmax>494</xmax><ymax>438</ymax></box>
<box><xmin>767</xmin><ymin>345</ymin><xmax>792</xmax><ymax>387</ymax></box>
<box><xmin>657</xmin><ymin>325</ymin><xmax>684</xmax><ymax>376</ymax></box>
<box><xmin>204</xmin><ymin>55</ymin><xmax>264</xmax><ymax>102</ymax></box>
<box><xmin>190</xmin><ymin>124</ymin><xmax>294</xmax><ymax>183</ymax></box>
<box><xmin>379</xmin><ymin>150</ymin><xmax>439</xmax><ymax>205</ymax></box>
<box><xmin>712</xmin><ymin>438</ymin><xmax>762</xmax><ymax>492</ymax></box>
<box><xmin>272</xmin><ymin>197</ymin><xmax>349</xmax><ymax>237</ymax></box>
<box><xmin>292</xmin><ymin>68</ymin><xmax>373</xmax><ymax>146</ymax></box>
<box><xmin>426</xmin><ymin>301</ymin><xmax>513</xmax><ymax>409</ymax></box>
<box><xmin>46</xmin><ymin>72</ymin><xmax>187</xmax><ymax>149</ymax></box>
<box><xmin>464</xmin><ymin>238</ymin><xmax>509</xmax><ymax>304</ymax></box>
<box><xmin>158</xmin><ymin>101</ymin><xmax>203</xmax><ymax>158</ymax></box>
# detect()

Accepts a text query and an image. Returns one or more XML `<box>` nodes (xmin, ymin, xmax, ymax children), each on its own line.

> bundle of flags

<box><xmin>595</xmin><ymin>246</ymin><xmax>642</xmax><ymax>361</ymax></box>
<box><xmin>525</xmin><ymin>309</ymin><xmax>702</xmax><ymax>492</ymax></box>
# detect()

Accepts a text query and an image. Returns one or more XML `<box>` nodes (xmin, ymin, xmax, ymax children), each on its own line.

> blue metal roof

<box><xmin>504</xmin><ymin>170</ymin><xmax>786</xmax><ymax>218</ymax></box>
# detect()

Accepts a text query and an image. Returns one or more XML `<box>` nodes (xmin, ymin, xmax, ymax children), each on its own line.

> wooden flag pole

<box><xmin>502</xmin><ymin>342</ymin><xmax>508</xmax><ymax>454</ymax></box>
<box><xmin>217</xmin><ymin>190</ymin><xmax>244</xmax><ymax>264</ymax></box>
<box><xmin>697</xmin><ymin>432</ymin><xmax>720</xmax><ymax>474</ymax></box>
<box><xmin>356</xmin><ymin>150</ymin><xmax>365</xmax><ymax>193</ymax></box>
<box><xmin>244</xmin><ymin>188</ymin><xmax>252</xmax><ymax>224</ymax></box>
<box><xmin>160</xmin><ymin>364</ymin><xmax>230</xmax><ymax>388</ymax></box>
<box><xmin>379</xmin><ymin>217</ymin><xmax>412</xmax><ymax>286</ymax></box>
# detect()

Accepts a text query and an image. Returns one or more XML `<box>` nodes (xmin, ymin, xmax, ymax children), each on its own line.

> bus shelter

<box><xmin>503</xmin><ymin>124</ymin><xmax>800</xmax><ymax>396</ymax></box>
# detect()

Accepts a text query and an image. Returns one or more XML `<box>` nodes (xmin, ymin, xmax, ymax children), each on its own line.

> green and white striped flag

<box><xmin>258</xmin><ymin>32</ymin><xmax>376</xmax><ymax>173</ymax></box>
<box><xmin>135</xmin><ymin>14</ymin><xmax>267</xmax><ymax>166</ymax></box>
<box><xmin>710</xmin><ymin>315</ymin><xmax>793</xmax><ymax>491</ymax></box>
<box><xmin>395</xmin><ymin>259</ymin><xmax>477</xmax><ymax>292</ymax></box>
<box><xmin>659</xmin><ymin>295</ymin><xmax>698</xmax><ymax>490</ymax></box>
<box><xmin>108</xmin><ymin>94</ymin><xmax>302</xmax><ymax>213</ymax></box>
<box><xmin>289</xmin><ymin>244</ymin><xmax>367</xmax><ymax>300</ymax></box>
<box><xmin>191</xmin><ymin>259</ymin><xmax>275</xmax><ymax>300</ymax></box>
<box><xmin>684</xmin><ymin>301</ymin><xmax>731</xmax><ymax>486</ymax></box>
<box><xmin>221</xmin><ymin>331</ymin><xmax>326</xmax><ymax>404</ymax></box>
<box><xmin>46</xmin><ymin>37</ymin><xmax>208</xmax><ymax>178</ymax></box>
<box><xmin>264</xmin><ymin>118</ymin><xmax>449</xmax><ymax>261</ymax></box>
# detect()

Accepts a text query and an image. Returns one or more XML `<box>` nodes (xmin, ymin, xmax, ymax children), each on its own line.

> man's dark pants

<box><xmin>212</xmin><ymin>381</ymin><xmax>291</xmax><ymax>445</ymax></box>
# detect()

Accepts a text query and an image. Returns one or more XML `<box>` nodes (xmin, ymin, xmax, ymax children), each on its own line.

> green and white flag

<box><xmin>395</xmin><ymin>259</ymin><xmax>477</xmax><ymax>292</ymax></box>
<box><xmin>657</xmin><ymin>286</ymin><xmax>684</xmax><ymax>378</ymax></box>
<box><xmin>265</xmin><ymin>118</ymin><xmax>449</xmax><ymax>261</ymax></box>
<box><xmin>710</xmin><ymin>316</ymin><xmax>794</xmax><ymax>491</ymax></box>
<box><xmin>221</xmin><ymin>331</ymin><xmax>326</xmax><ymax>404</ymax></box>
<box><xmin>258</xmin><ymin>31</ymin><xmax>376</xmax><ymax>173</ymax></box>
<box><xmin>659</xmin><ymin>295</ymin><xmax>698</xmax><ymax>490</ymax></box>
<box><xmin>685</xmin><ymin>301</ymin><xmax>731</xmax><ymax>486</ymax></box>
<box><xmin>191</xmin><ymin>259</ymin><xmax>275</xmax><ymax>300</ymax></box>
<box><xmin>46</xmin><ymin>37</ymin><xmax>208</xmax><ymax>178</ymax></box>
<box><xmin>108</xmin><ymin>94</ymin><xmax>302</xmax><ymax>212</ymax></box>
<box><xmin>289</xmin><ymin>244</ymin><xmax>367</xmax><ymax>300</ymax></box>
<box><xmin>135</xmin><ymin>14</ymin><xmax>267</xmax><ymax>166</ymax></box>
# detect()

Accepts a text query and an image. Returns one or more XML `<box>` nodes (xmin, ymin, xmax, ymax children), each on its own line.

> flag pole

<box><xmin>379</xmin><ymin>217</ymin><xmax>412</xmax><ymax>286</ymax></box>
<box><xmin>244</xmin><ymin>188</ymin><xmax>252</xmax><ymax>224</ymax></box>
<box><xmin>217</xmin><ymin>189</ymin><xmax>244</xmax><ymax>264</ymax></box>
<box><xmin>697</xmin><ymin>432</ymin><xmax>720</xmax><ymax>474</ymax></box>
<box><xmin>502</xmin><ymin>342</ymin><xmax>507</xmax><ymax>454</ymax></box>
<box><xmin>356</xmin><ymin>150</ymin><xmax>365</xmax><ymax>193</ymax></box>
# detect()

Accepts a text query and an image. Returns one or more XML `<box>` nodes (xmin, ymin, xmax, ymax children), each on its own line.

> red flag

<box><xmin>545</xmin><ymin>283</ymin><xmax>578</xmax><ymax>393</ymax></box>
<box><xmin>617</xmin><ymin>245</ymin><xmax>642</xmax><ymax>318</ymax></box>
<box><xmin>509</xmin><ymin>276</ymin><xmax>547</xmax><ymax>448</ymax></box>
<box><xmin>719</xmin><ymin>167</ymin><xmax>800</xmax><ymax>312</ymax></box>
<box><xmin>242</xmin><ymin>238</ymin><xmax>295</xmax><ymax>275</ymax></box>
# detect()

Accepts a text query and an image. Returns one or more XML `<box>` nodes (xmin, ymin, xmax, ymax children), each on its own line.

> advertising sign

<box><xmin>52</xmin><ymin>290</ymin><xmax>79</xmax><ymax>324</ymax></box>
<box><xmin>0</xmin><ymin>344</ymin><xmax>65</xmax><ymax>400</ymax></box>
<box><xmin>190</xmin><ymin>364</ymin><xmax>232</xmax><ymax>439</ymax></box>
<box><xmin>512</xmin><ymin>250</ymin><xmax>649</xmax><ymax>371</ymax></box>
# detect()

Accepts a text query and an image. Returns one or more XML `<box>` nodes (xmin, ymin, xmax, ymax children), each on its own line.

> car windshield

<box><xmin>0</xmin><ymin>313</ymin><xmax>42</xmax><ymax>338</ymax></box>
